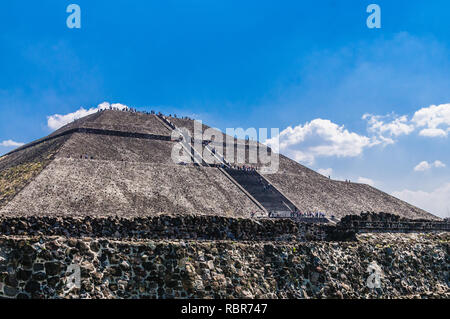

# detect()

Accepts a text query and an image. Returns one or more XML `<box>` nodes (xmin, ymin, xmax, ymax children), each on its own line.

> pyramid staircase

<box><xmin>156</xmin><ymin>114</ymin><xmax>298</xmax><ymax>214</ymax></box>
<box><xmin>224</xmin><ymin>168</ymin><xmax>297</xmax><ymax>214</ymax></box>
<box><xmin>156</xmin><ymin>114</ymin><xmax>205</xmax><ymax>166</ymax></box>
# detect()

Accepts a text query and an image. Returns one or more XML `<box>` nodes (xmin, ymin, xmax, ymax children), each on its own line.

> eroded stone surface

<box><xmin>0</xmin><ymin>136</ymin><xmax>68</xmax><ymax>210</ymax></box>
<box><xmin>262</xmin><ymin>155</ymin><xmax>435</xmax><ymax>220</ymax></box>
<box><xmin>0</xmin><ymin>233</ymin><xmax>447</xmax><ymax>299</ymax></box>
<box><xmin>56</xmin><ymin>133</ymin><xmax>177</xmax><ymax>164</ymax></box>
<box><xmin>0</xmin><ymin>159</ymin><xmax>262</xmax><ymax>217</ymax></box>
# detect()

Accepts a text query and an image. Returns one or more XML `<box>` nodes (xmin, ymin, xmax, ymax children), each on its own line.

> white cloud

<box><xmin>414</xmin><ymin>161</ymin><xmax>431</xmax><ymax>172</ymax></box>
<box><xmin>363</xmin><ymin>113</ymin><xmax>415</xmax><ymax>137</ymax></box>
<box><xmin>317</xmin><ymin>168</ymin><xmax>333</xmax><ymax>177</ymax></box>
<box><xmin>266</xmin><ymin>119</ymin><xmax>383</xmax><ymax>165</ymax></box>
<box><xmin>357</xmin><ymin>177</ymin><xmax>375</xmax><ymax>186</ymax></box>
<box><xmin>363</xmin><ymin>103</ymin><xmax>450</xmax><ymax>139</ymax></box>
<box><xmin>412</xmin><ymin>103</ymin><xmax>450</xmax><ymax>137</ymax></box>
<box><xmin>0</xmin><ymin>139</ymin><xmax>25</xmax><ymax>147</ymax></box>
<box><xmin>265</xmin><ymin>103</ymin><xmax>450</xmax><ymax>166</ymax></box>
<box><xmin>414</xmin><ymin>160</ymin><xmax>446</xmax><ymax>172</ymax></box>
<box><xmin>418</xmin><ymin>128</ymin><xmax>448</xmax><ymax>137</ymax></box>
<box><xmin>392</xmin><ymin>183</ymin><xmax>450</xmax><ymax>218</ymax></box>
<box><xmin>433</xmin><ymin>160</ymin><xmax>446</xmax><ymax>168</ymax></box>
<box><xmin>47</xmin><ymin>102</ymin><xmax>129</xmax><ymax>130</ymax></box>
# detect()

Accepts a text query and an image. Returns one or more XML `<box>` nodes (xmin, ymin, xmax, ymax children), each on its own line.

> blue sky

<box><xmin>1</xmin><ymin>1</ymin><xmax>449</xmax><ymax>217</ymax></box>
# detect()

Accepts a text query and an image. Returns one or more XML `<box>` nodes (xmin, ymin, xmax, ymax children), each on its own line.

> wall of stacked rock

<box><xmin>337</xmin><ymin>212</ymin><xmax>450</xmax><ymax>232</ymax></box>
<box><xmin>0</xmin><ymin>214</ymin><xmax>445</xmax><ymax>242</ymax></box>
<box><xmin>0</xmin><ymin>215</ymin><xmax>335</xmax><ymax>242</ymax></box>
<box><xmin>0</xmin><ymin>233</ymin><xmax>448</xmax><ymax>299</ymax></box>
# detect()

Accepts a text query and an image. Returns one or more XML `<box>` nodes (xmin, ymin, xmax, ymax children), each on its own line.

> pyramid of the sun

<box><xmin>0</xmin><ymin>110</ymin><xmax>437</xmax><ymax>220</ymax></box>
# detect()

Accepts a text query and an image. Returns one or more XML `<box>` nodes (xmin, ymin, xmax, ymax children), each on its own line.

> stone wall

<box><xmin>0</xmin><ymin>233</ymin><xmax>448</xmax><ymax>299</ymax></box>
<box><xmin>0</xmin><ymin>215</ymin><xmax>333</xmax><ymax>242</ymax></box>
<box><xmin>0</xmin><ymin>214</ymin><xmax>445</xmax><ymax>244</ymax></box>
<box><xmin>338</xmin><ymin>212</ymin><xmax>450</xmax><ymax>232</ymax></box>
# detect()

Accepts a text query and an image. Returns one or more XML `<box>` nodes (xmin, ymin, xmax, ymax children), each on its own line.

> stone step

<box><xmin>224</xmin><ymin>168</ymin><xmax>298</xmax><ymax>213</ymax></box>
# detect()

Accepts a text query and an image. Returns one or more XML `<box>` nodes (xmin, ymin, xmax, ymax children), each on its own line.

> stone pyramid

<box><xmin>0</xmin><ymin>109</ymin><xmax>438</xmax><ymax>220</ymax></box>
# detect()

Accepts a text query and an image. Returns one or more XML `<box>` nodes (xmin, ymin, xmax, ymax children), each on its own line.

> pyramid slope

<box><xmin>262</xmin><ymin>156</ymin><xmax>435</xmax><ymax>220</ymax></box>
<box><xmin>56</xmin><ymin>132</ymin><xmax>176</xmax><ymax>163</ymax></box>
<box><xmin>48</xmin><ymin>111</ymin><xmax>104</xmax><ymax>137</ymax></box>
<box><xmin>0</xmin><ymin>158</ymin><xmax>262</xmax><ymax>217</ymax></box>
<box><xmin>7</xmin><ymin>111</ymin><xmax>171</xmax><ymax>157</ymax></box>
<box><xmin>50</xmin><ymin>110</ymin><xmax>171</xmax><ymax>137</ymax></box>
<box><xmin>78</xmin><ymin>111</ymin><xmax>171</xmax><ymax>135</ymax></box>
<box><xmin>0</xmin><ymin>135</ymin><xmax>69</xmax><ymax>209</ymax></box>
<box><xmin>7</xmin><ymin>112</ymin><xmax>102</xmax><ymax>156</ymax></box>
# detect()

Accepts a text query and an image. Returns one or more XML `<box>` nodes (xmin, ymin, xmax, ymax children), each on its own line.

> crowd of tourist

<box><xmin>255</xmin><ymin>210</ymin><xmax>327</xmax><ymax>219</ymax></box>
<box><xmin>159</xmin><ymin>114</ymin><xmax>177</xmax><ymax>130</ymax></box>
<box><xmin>97</xmin><ymin>106</ymin><xmax>149</xmax><ymax>114</ymax></box>
<box><xmin>229</xmin><ymin>165</ymin><xmax>257</xmax><ymax>171</ymax></box>
<box><xmin>97</xmin><ymin>105</ymin><xmax>193</xmax><ymax>121</ymax></box>
<box><xmin>292</xmin><ymin>211</ymin><xmax>326</xmax><ymax>218</ymax></box>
